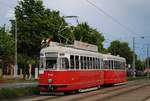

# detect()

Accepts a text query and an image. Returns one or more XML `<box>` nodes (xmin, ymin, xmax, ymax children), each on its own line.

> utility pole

<box><xmin>132</xmin><ymin>37</ymin><xmax>136</xmax><ymax>77</ymax></box>
<box><xmin>146</xmin><ymin>45</ymin><xmax>149</xmax><ymax>77</ymax></box>
<box><xmin>14</xmin><ymin>20</ymin><xmax>18</xmax><ymax>78</ymax></box>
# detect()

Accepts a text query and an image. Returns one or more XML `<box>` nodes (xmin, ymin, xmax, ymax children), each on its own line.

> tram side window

<box><xmin>123</xmin><ymin>62</ymin><xmax>126</xmax><ymax>70</ymax></box>
<box><xmin>96</xmin><ymin>58</ymin><xmax>98</xmax><ymax>69</ymax></box>
<box><xmin>119</xmin><ymin>61</ymin><xmax>121</xmax><ymax>69</ymax></box>
<box><xmin>97</xmin><ymin>58</ymin><xmax>101</xmax><ymax>69</ymax></box>
<box><xmin>87</xmin><ymin>57</ymin><xmax>89</xmax><ymax>69</ymax></box>
<box><xmin>101</xmin><ymin>59</ymin><xmax>103</xmax><ymax>69</ymax></box>
<box><xmin>115</xmin><ymin>61</ymin><xmax>117</xmax><ymax>69</ymax></box>
<box><xmin>89</xmin><ymin>57</ymin><xmax>92</xmax><ymax>69</ymax></box>
<box><xmin>115</xmin><ymin>61</ymin><xmax>119</xmax><ymax>69</ymax></box>
<box><xmin>80</xmin><ymin>56</ymin><xmax>84</xmax><ymax>69</ymax></box>
<box><xmin>120</xmin><ymin>62</ymin><xmax>125</xmax><ymax>70</ymax></box>
<box><xmin>111</xmin><ymin>60</ymin><xmax>114</xmax><ymax>69</ymax></box>
<box><xmin>114</xmin><ymin>61</ymin><xmax>116</xmax><ymax>69</ymax></box>
<box><xmin>62</xmin><ymin>58</ymin><xmax>69</xmax><ymax>70</ymax></box>
<box><xmin>75</xmin><ymin>56</ymin><xmax>79</xmax><ymax>69</ymax></box>
<box><xmin>84</xmin><ymin>57</ymin><xmax>86</xmax><ymax>69</ymax></box>
<box><xmin>115</xmin><ymin>61</ymin><xmax>122</xmax><ymax>69</ymax></box>
<box><xmin>92</xmin><ymin>57</ymin><xmax>95</xmax><ymax>69</ymax></box>
<box><xmin>120</xmin><ymin>62</ymin><xmax>122</xmax><ymax>69</ymax></box>
<box><xmin>104</xmin><ymin>60</ymin><xmax>108</xmax><ymax>69</ymax></box>
<box><xmin>109</xmin><ymin>60</ymin><xmax>111</xmax><ymax>69</ymax></box>
<box><xmin>70</xmin><ymin>55</ymin><xmax>74</xmax><ymax>69</ymax></box>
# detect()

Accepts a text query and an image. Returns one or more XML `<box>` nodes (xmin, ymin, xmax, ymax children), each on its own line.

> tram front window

<box><xmin>46</xmin><ymin>57</ymin><xmax>57</xmax><ymax>69</ymax></box>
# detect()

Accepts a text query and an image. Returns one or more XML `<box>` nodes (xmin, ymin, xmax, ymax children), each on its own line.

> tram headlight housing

<box><xmin>48</xmin><ymin>79</ymin><xmax>53</xmax><ymax>83</ymax></box>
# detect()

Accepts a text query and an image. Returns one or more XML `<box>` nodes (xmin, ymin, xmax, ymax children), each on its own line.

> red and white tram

<box><xmin>39</xmin><ymin>41</ymin><xmax>126</xmax><ymax>93</ymax></box>
<box><xmin>103</xmin><ymin>54</ymin><xmax>127</xmax><ymax>85</ymax></box>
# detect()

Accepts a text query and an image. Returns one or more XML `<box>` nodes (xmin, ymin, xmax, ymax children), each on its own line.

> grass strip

<box><xmin>0</xmin><ymin>86</ymin><xmax>39</xmax><ymax>100</ymax></box>
<box><xmin>127</xmin><ymin>76</ymin><xmax>150</xmax><ymax>81</ymax></box>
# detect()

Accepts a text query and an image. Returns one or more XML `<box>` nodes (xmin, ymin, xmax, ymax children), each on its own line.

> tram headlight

<box><xmin>48</xmin><ymin>79</ymin><xmax>53</xmax><ymax>83</ymax></box>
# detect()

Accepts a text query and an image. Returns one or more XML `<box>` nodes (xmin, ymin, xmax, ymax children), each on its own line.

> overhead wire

<box><xmin>85</xmin><ymin>0</ymin><xmax>136</xmax><ymax>35</ymax></box>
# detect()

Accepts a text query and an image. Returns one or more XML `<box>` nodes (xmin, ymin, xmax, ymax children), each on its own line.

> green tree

<box><xmin>107</xmin><ymin>40</ymin><xmax>134</xmax><ymax>64</ymax></box>
<box><xmin>0</xmin><ymin>26</ymin><xmax>14</xmax><ymax>67</ymax></box>
<box><xmin>10</xmin><ymin>0</ymin><xmax>73</xmax><ymax>65</ymax></box>
<box><xmin>73</xmin><ymin>22</ymin><xmax>105</xmax><ymax>51</ymax></box>
<box><xmin>135</xmin><ymin>59</ymin><xmax>144</xmax><ymax>71</ymax></box>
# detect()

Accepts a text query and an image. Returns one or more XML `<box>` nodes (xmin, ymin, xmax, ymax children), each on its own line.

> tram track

<box><xmin>16</xmin><ymin>95</ymin><xmax>61</xmax><ymax>101</ymax></box>
<box><xmin>102</xmin><ymin>84</ymin><xmax>150</xmax><ymax>101</ymax></box>
<box><xmin>89</xmin><ymin>82</ymin><xmax>150</xmax><ymax>101</ymax></box>
<box><xmin>16</xmin><ymin>79</ymin><xmax>150</xmax><ymax>101</ymax></box>
<box><xmin>63</xmin><ymin>79</ymin><xmax>150</xmax><ymax>101</ymax></box>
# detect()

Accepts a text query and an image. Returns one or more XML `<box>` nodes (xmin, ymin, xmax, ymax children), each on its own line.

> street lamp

<box><xmin>146</xmin><ymin>45</ymin><xmax>149</xmax><ymax>77</ymax></box>
<box><xmin>132</xmin><ymin>37</ymin><xmax>136</xmax><ymax>77</ymax></box>
<box><xmin>132</xmin><ymin>36</ymin><xmax>145</xmax><ymax>77</ymax></box>
<box><xmin>14</xmin><ymin>19</ymin><xmax>18</xmax><ymax>78</ymax></box>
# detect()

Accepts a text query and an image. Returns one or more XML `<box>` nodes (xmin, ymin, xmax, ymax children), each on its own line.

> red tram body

<box><xmin>39</xmin><ymin>41</ymin><xmax>126</xmax><ymax>93</ymax></box>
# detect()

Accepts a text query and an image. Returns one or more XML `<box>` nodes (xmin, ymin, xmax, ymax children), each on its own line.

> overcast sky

<box><xmin>0</xmin><ymin>0</ymin><xmax>150</xmax><ymax>60</ymax></box>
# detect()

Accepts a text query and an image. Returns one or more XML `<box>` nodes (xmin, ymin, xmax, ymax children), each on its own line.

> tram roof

<box><xmin>103</xmin><ymin>54</ymin><xmax>126</xmax><ymax>62</ymax></box>
<box><xmin>41</xmin><ymin>43</ymin><xmax>103</xmax><ymax>57</ymax></box>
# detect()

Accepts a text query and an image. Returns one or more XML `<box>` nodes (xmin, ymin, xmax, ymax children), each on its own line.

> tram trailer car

<box><xmin>103</xmin><ymin>54</ymin><xmax>127</xmax><ymax>85</ymax></box>
<box><xmin>39</xmin><ymin>41</ymin><xmax>104</xmax><ymax>92</ymax></box>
